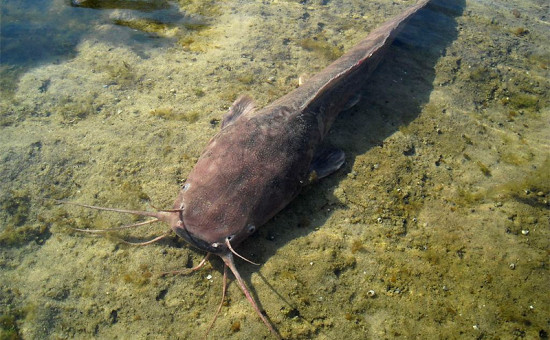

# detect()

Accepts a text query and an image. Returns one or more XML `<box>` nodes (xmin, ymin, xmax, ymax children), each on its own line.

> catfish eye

<box><xmin>247</xmin><ymin>225</ymin><xmax>256</xmax><ymax>234</ymax></box>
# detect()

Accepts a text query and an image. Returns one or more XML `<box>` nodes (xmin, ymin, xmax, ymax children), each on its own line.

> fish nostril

<box><xmin>247</xmin><ymin>225</ymin><xmax>256</xmax><ymax>233</ymax></box>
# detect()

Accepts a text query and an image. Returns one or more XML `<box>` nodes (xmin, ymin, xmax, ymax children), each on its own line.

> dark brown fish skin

<box><xmin>174</xmin><ymin>102</ymin><xmax>319</xmax><ymax>253</ymax></box>
<box><xmin>171</xmin><ymin>0</ymin><xmax>430</xmax><ymax>255</ymax></box>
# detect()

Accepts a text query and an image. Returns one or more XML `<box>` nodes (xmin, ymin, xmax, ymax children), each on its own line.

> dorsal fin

<box><xmin>297</xmin><ymin>0</ymin><xmax>430</xmax><ymax>113</ymax></box>
<box><xmin>221</xmin><ymin>95</ymin><xmax>255</xmax><ymax>128</ymax></box>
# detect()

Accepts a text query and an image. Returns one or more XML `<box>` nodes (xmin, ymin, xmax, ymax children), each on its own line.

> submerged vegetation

<box><xmin>455</xmin><ymin>157</ymin><xmax>549</xmax><ymax>207</ymax></box>
<box><xmin>0</xmin><ymin>190</ymin><xmax>51</xmax><ymax>247</ymax></box>
<box><xmin>149</xmin><ymin>107</ymin><xmax>200</xmax><ymax>122</ymax></box>
<box><xmin>299</xmin><ymin>34</ymin><xmax>343</xmax><ymax>61</ymax></box>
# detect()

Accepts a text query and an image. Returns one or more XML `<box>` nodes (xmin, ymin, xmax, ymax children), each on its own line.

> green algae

<box><xmin>500</xmin><ymin>150</ymin><xmax>533</xmax><ymax>166</ymax></box>
<box><xmin>506</xmin><ymin>92</ymin><xmax>539</xmax><ymax>110</ymax></box>
<box><xmin>121</xmin><ymin>265</ymin><xmax>153</xmax><ymax>287</ymax></box>
<box><xmin>192</xmin><ymin>88</ymin><xmax>205</xmax><ymax>97</ymax></box>
<box><xmin>1</xmin><ymin>190</ymin><xmax>31</xmax><ymax>227</ymax></box>
<box><xmin>512</xmin><ymin>27</ymin><xmax>529</xmax><ymax>37</ymax></box>
<box><xmin>236</xmin><ymin>72</ymin><xmax>255</xmax><ymax>85</ymax></box>
<box><xmin>113</xmin><ymin>19</ymin><xmax>172</xmax><ymax>35</ymax></box>
<box><xmin>58</xmin><ymin>95</ymin><xmax>97</xmax><ymax>122</ymax></box>
<box><xmin>0</xmin><ymin>224</ymin><xmax>49</xmax><ymax>247</ymax></box>
<box><xmin>150</xmin><ymin>107</ymin><xmax>200</xmax><ymax>122</ymax></box>
<box><xmin>491</xmin><ymin>157</ymin><xmax>550</xmax><ymax>204</ymax></box>
<box><xmin>0</xmin><ymin>190</ymin><xmax>52</xmax><ymax>247</ymax></box>
<box><xmin>178</xmin><ymin>0</ymin><xmax>222</xmax><ymax>17</ymax></box>
<box><xmin>149</xmin><ymin>106</ymin><xmax>174</xmax><ymax>119</ymax></box>
<box><xmin>299</xmin><ymin>34</ymin><xmax>343</xmax><ymax>61</ymax></box>
<box><xmin>105</xmin><ymin>61</ymin><xmax>135</xmax><ymax>87</ymax></box>
<box><xmin>475</xmin><ymin>160</ymin><xmax>492</xmax><ymax>177</ymax></box>
<box><xmin>178</xmin><ymin>27</ymin><xmax>219</xmax><ymax>52</ymax></box>
<box><xmin>0</xmin><ymin>311</ymin><xmax>22</xmax><ymax>340</ymax></box>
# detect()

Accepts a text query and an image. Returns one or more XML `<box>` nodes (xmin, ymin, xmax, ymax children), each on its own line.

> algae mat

<box><xmin>1</xmin><ymin>0</ymin><xmax>548</xmax><ymax>339</ymax></box>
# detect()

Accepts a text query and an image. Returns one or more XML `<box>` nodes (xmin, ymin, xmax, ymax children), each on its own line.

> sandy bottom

<box><xmin>1</xmin><ymin>0</ymin><xmax>548</xmax><ymax>339</ymax></box>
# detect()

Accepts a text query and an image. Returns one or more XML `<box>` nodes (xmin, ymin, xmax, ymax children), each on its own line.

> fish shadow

<box><xmin>232</xmin><ymin>0</ymin><xmax>466</xmax><ymax>317</ymax></box>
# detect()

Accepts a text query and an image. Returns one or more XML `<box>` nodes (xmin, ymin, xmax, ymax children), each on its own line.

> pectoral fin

<box><xmin>308</xmin><ymin>148</ymin><xmax>345</xmax><ymax>182</ymax></box>
<box><xmin>221</xmin><ymin>95</ymin><xmax>255</xmax><ymax>128</ymax></box>
<box><xmin>343</xmin><ymin>94</ymin><xmax>361</xmax><ymax>111</ymax></box>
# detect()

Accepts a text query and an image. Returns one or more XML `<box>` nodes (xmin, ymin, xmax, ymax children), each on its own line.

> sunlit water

<box><xmin>1</xmin><ymin>0</ymin><xmax>548</xmax><ymax>339</ymax></box>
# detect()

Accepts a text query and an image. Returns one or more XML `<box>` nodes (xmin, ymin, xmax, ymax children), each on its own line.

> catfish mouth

<box><xmin>173</xmin><ymin>220</ymin><xmax>260</xmax><ymax>267</ymax></box>
<box><xmin>174</xmin><ymin>226</ymin><xmax>223</xmax><ymax>253</ymax></box>
<box><xmin>173</xmin><ymin>222</ymin><xmax>228</xmax><ymax>254</ymax></box>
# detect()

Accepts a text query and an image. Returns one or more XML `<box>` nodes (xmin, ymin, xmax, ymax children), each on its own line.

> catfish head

<box><xmin>169</xmin><ymin>95</ymin><xmax>312</xmax><ymax>258</ymax></box>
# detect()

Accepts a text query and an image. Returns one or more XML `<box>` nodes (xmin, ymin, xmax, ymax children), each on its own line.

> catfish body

<box><xmin>172</xmin><ymin>0</ymin><xmax>430</xmax><ymax>254</ymax></box>
<box><xmin>64</xmin><ymin>2</ymin><xmax>431</xmax><ymax>338</ymax></box>
<box><xmin>174</xmin><ymin>97</ymin><xmax>321</xmax><ymax>252</ymax></box>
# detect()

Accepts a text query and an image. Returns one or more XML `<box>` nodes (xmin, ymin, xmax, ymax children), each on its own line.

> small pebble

<box><xmin>509</xmin><ymin>263</ymin><xmax>515</xmax><ymax>270</ymax></box>
<box><xmin>521</xmin><ymin>229</ymin><xmax>529</xmax><ymax>235</ymax></box>
<box><xmin>231</xmin><ymin>321</ymin><xmax>241</xmax><ymax>332</ymax></box>
<box><xmin>367</xmin><ymin>290</ymin><xmax>376</xmax><ymax>298</ymax></box>
<box><xmin>206</xmin><ymin>274</ymin><xmax>212</xmax><ymax>280</ymax></box>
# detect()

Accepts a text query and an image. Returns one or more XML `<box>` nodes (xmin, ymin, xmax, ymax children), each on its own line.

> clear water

<box><xmin>1</xmin><ymin>0</ymin><xmax>548</xmax><ymax>339</ymax></box>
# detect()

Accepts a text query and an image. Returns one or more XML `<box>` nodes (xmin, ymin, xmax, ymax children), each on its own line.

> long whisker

<box><xmin>55</xmin><ymin>200</ymin><xmax>163</xmax><ymax>218</ymax></box>
<box><xmin>221</xmin><ymin>253</ymin><xmax>281</xmax><ymax>340</ymax></box>
<box><xmin>71</xmin><ymin>218</ymin><xmax>159</xmax><ymax>233</ymax></box>
<box><xmin>119</xmin><ymin>229</ymin><xmax>172</xmax><ymax>246</ymax></box>
<box><xmin>161</xmin><ymin>253</ymin><xmax>211</xmax><ymax>277</ymax></box>
<box><xmin>204</xmin><ymin>264</ymin><xmax>228</xmax><ymax>340</ymax></box>
<box><xmin>225</xmin><ymin>238</ymin><xmax>260</xmax><ymax>266</ymax></box>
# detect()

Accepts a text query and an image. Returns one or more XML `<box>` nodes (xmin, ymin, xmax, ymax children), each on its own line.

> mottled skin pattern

<box><xmin>65</xmin><ymin>1</ymin><xmax>430</xmax><ymax>338</ymax></box>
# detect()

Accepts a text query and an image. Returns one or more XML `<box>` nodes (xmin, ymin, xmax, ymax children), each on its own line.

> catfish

<box><xmin>61</xmin><ymin>1</ymin><xmax>430</xmax><ymax>338</ymax></box>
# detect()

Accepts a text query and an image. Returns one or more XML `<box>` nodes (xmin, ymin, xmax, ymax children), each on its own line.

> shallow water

<box><xmin>1</xmin><ymin>0</ymin><xmax>548</xmax><ymax>339</ymax></box>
